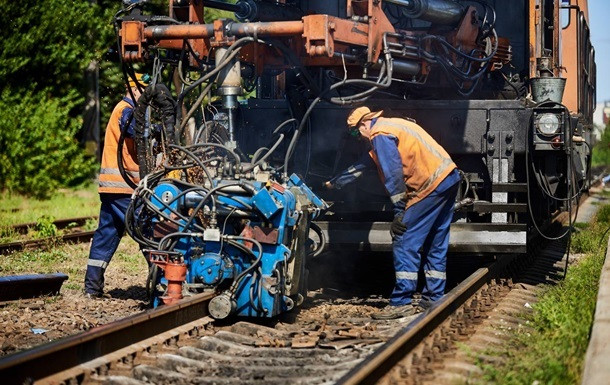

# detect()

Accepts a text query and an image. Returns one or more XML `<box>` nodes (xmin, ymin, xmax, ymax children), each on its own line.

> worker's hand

<box><xmin>323</xmin><ymin>181</ymin><xmax>334</xmax><ymax>190</ymax></box>
<box><xmin>390</xmin><ymin>213</ymin><xmax>407</xmax><ymax>239</ymax></box>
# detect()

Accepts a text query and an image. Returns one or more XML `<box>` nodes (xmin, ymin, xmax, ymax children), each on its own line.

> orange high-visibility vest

<box><xmin>369</xmin><ymin>117</ymin><xmax>456</xmax><ymax>208</ymax></box>
<box><xmin>98</xmin><ymin>99</ymin><xmax>140</xmax><ymax>194</ymax></box>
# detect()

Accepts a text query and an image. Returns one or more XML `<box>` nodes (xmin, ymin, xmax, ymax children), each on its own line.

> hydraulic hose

<box><xmin>134</xmin><ymin>84</ymin><xmax>177</xmax><ymax>177</ymax></box>
<box><xmin>117</xmin><ymin>113</ymin><xmax>139</xmax><ymax>190</ymax></box>
<box><xmin>282</xmin><ymin>41</ymin><xmax>394</xmax><ymax>177</ymax></box>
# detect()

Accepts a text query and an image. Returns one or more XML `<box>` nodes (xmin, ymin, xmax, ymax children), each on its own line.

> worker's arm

<box><xmin>119</xmin><ymin>106</ymin><xmax>136</xmax><ymax>137</ymax></box>
<box><xmin>371</xmin><ymin>134</ymin><xmax>407</xmax><ymax>215</ymax></box>
<box><xmin>326</xmin><ymin>152</ymin><xmax>376</xmax><ymax>189</ymax></box>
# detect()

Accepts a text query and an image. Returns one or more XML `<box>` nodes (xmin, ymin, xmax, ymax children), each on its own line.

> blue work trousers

<box><xmin>390</xmin><ymin>178</ymin><xmax>459</xmax><ymax>306</ymax></box>
<box><xmin>84</xmin><ymin>193</ymin><xmax>131</xmax><ymax>295</ymax></box>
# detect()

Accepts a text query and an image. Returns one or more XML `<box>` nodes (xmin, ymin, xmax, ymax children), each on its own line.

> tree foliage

<box><xmin>592</xmin><ymin>123</ymin><xmax>610</xmax><ymax>167</ymax></box>
<box><xmin>0</xmin><ymin>0</ymin><xmax>120</xmax><ymax>197</ymax></box>
<box><xmin>0</xmin><ymin>87</ymin><xmax>97</xmax><ymax>197</ymax></box>
<box><xmin>0</xmin><ymin>0</ymin><xmax>111</xmax><ymax>93</ymax></box>
<box><xmin>0</xmin><ymin>0</ymin><xmax>236</xmax><ymax>197</ymax></box>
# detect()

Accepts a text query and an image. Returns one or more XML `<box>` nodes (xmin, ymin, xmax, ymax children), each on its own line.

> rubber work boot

<box><xmin>417</xmin><ymin>299</ymin><xmax>434</xmax><ymax>312</ymax></box>
<box><xmin>372</xmin><ymin>304</ymin><xmax>418</xmax><ymax>320</ymax></box>
<box><xmin>85</xmin><ymin>292</ymin><xmax>111</xmax><ymax>300</ymax></box>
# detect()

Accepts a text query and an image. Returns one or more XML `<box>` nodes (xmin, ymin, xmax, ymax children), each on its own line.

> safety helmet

<box><xmin>128</xmin><ymin>72</ymin><xmax>150</xmax><ymax>88</ymax></box>
<box><xmin>346</xmin><ymin>106</ymin><xmax>383</xmax><ymax>129</ymax></box>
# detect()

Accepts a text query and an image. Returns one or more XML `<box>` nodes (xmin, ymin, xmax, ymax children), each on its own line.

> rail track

<box><xmin>0</xmin><ymin>185</ymin><xmax>599</xmax><ymax>384</ymax></box>
<box><xmin>8</xmin><ymin>216</ymin><xmax>97</xmax><ymax>235</ymax></box>
<box><xmin>0</xmin><ymin>216</ymin><xmax>97</xmax><ymax>254</ymax></box>
<box><xmin>0</xmin><ymin>232</ymin><xmax>568</xmax><ymax>385</ymax></box>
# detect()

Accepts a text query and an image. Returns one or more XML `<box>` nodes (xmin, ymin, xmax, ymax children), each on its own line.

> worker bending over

<box><xmin>326</xmin><ymin>107</ymin><xmax>459</xmax><ymax>319</ymax></box>
<box><xmin>84</xmin><ymin>73</ymin><xmax>149</xmax><ymax>299</ymax></box>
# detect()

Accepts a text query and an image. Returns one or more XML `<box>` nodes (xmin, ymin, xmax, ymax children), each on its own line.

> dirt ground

<box><xmin>0</xmin><ymin>239</ymin><xmax>393</xmax><ymax>357</ymax></box>
<box><xmin>0</xmin><ymin>238</ymin><xmax>149</xmax><ymax>356</ymax></box>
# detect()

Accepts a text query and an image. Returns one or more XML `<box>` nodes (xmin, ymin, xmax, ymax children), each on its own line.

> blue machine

<box><xmin>131</xmin><ymin>172</ymin><xmax>327</xmax><ymax>319</ymax></box>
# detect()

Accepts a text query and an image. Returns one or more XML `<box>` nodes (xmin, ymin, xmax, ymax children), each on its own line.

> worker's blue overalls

<box><xmin>329</xmin><ymin>117</ymin><xmax>460</xmax><ymax>305</ymax></box>
<box><xmin>84</xmin><ymin>98</ymin><xmax>138</xmax><ymax>296</ymax></box>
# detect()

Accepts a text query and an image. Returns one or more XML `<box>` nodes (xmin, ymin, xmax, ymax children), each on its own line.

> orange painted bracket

<box><xmin>121</xmin><ymin>20</ymin><xmax>145</xmax><ymax>62</ymax></box>
<box><xmin>147</xmin><ymin>250</ymin><xmax>187</xmax><ymax>305</ymax></box>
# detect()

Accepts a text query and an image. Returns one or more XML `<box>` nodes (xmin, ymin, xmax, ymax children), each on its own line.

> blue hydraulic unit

<box><xmin>139</xmin><ymin>173</ymin><xmax>327</xmax><ymax>319</ymax></box>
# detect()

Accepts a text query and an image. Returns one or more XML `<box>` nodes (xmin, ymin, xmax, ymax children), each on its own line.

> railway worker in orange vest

<box><xmin>325</xmin><ymin>107</ymin><xmax>460</xmax><ymax>319</ymax></box>
<box><xmin>84</xmin><ymin>73</ymin><xmax>149</xmax><ymax>299</ymax></box>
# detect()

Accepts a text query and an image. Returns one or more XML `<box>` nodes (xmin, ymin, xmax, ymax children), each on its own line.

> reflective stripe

<box><xmin>346</xmin><ymin>165</ymin><xmax>364</xmax><ymax>179</ymax></box>
<box><xmin>99</xmin><ymin>180</ymin><xmax>133</xmax><ymax>189</ymax></box>
<box><xmin>406</xmin><ymin>158</ymin><xmax>454</xmax><ymax>199</ymax></box>
<box><xmin>99</xmin><ymin>100</ymin><xmax>139</xmax><ymax>194</ymax></box>
<box><xmin>101</xmin><ymin>168</ymin><xmax>140</xmax><ymax>178</ymax></box>
<box><xmin>376</xmin><ymin>120</ymin><xmax>454</xmax><ymax>199</ymax></box>
<box><xmin>87</xmin><ymin>259</ymin><xmax>108</xmax><ymax>269</ymax></box>
<box><xmin>390</xmin><ymin>192</ymin><xmax>405</xmax><ymax>204</ymax></box>
<box><xmin>425</xmin><ymin>270</ymin><xmax>447</xmax><ymax>280</ymax></box>
<box><xmin>396</xmin><ymin>271</ymin><xmax>418</xmax><ymax>280</ymax></box>
<box><xmin>380</xmin><ymin>120</ymin><xmax>449</xmax><ymax>161</ymax></box>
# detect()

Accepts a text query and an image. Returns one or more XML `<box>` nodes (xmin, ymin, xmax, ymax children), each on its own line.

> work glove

<box><xmin>390</xmin><ymin>212</ymin><xmax>407</xmax><ymax>239</ymax></box>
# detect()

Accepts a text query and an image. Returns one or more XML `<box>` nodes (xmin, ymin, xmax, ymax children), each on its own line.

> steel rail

<box><xmin>0</xmin><ymin>292</ymin><xmax>214</xmax><ymax>384</ymax></box>
<box><xmin>8</xmin><ymin>216</ymin><xmax>97</xmax><ymax>235</ymax></box>
<box><xmin>336</xmin><ymin>255</ymin><xmax>515</xmax><ymax>385</ymax></box>
<box><xmin>0</xmin><ymin>230</ymin><xmax>96</xmax><ymax>254</ymax></box>
<box><xmin>0</xmin><ymin>273</ymin><xmax>68</xmax><ymax>301</ymax></box>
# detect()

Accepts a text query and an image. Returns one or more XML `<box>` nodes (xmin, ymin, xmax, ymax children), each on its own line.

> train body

<box><xmin>117</xmin><ymin>0</ymin><xmax>595</xmax><ymax>318</ymax></box>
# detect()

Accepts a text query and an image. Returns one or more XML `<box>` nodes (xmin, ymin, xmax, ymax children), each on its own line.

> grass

<box><xmin>0</xmin><ymin>183</ymin><xmax>99</xmax><ymax>242</ymax></box>
<box><xmin>0</xmin><ymin>184</ymin><xmax>147</xmax><ymax>294</ymax></box>
<box><xmin>478</xmin><ymin>206</ymin><xmax>609</xmax><ymax>384</ymax></box>
<box><xmin>0</xmin><ymin>239</ymin><xmax>145</xmax><ymax>295</ymax></box>
<box><xmin>0</xmin><ymin>183</ymin><xmax>99</xmax><ymax>227</ymax></box>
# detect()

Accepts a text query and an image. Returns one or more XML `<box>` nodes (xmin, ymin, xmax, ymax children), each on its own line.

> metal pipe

<box><xmin>145</xmin><ymin>20</ymin><xmax>304</xmax><ymax>40</ymax></box>
<box><xmin>216</xmin><ymin>47</ymin><xmax>241</xmax><ymax>145</ymax></box>
<box><xmin>375</xmin><ymin>58</ymin><xmax>421</xmax><ymax>76</ymax></box>
<box><xmin>384</xmin><ymin>0</ymin><xmax>465</xmax><ymax>26</ymax></box>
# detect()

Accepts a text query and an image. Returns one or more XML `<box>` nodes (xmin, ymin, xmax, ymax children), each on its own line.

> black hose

<box><xmin>309</xmin><ymin>222</ymin><xmax>326</xmax><ymax>258</ymax></box>
<box><xmin>525</xmin><ymin>105</ymin><xmax>574</xmax><ymax>241</ymax></box>
<box><xmin>242</xmin><ymin>118</ymin><xmax>296</xmax><ymax>172</ymax></box>
<box><xmin>117</xmin><ymin>112</ymin><xmax>139</xmax><ymax>189</ymax></box>
<box><xmin>134</xmin><ymin>84</ymin><xmax>177</xmax><ymax>177</ymax></box>
<box><xmin>283</xmin><ymin>50</ymin><xmax>393</xmax><ymax>176</ymax></box>
<box><xmin>226</xmin><ymin>236</ymin><xmax>264</xmax><ymax>298</ymax></box>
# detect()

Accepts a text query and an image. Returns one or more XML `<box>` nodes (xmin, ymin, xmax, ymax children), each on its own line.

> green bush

<box><xmin>481</xmin><ymin>204</ymin><xmax>609</xmax><ymax>384</ymax></box>
<box><xmin>0</xmin><ymin>0</ymin><xmax>116</xmax><ymax>197</ymax></box>
<box><xmin>595</xmin><ymin>204</ymin><xmax>610</xmax><ymax>224</ymax></box>
<box><xmin>35</xmin><ymin>215</ymin><xmax>58</xmax><ymax>238</ymax></box>
<box><xmin>592</xmin><ymin>123</ymin><xmax>610</xmax><ymax>167</ymax></box>
<box><xmin>482</xmin><ymin>244</ymin><xmax>605</xmax><ymax>384</ymax></box>
<box><xmin>0</xmin><ymin>1</ymin><xmax>235</xmax><ymax>197</ymax></box>
<box><xmin>0</xmin><ymin>87</ymin><xmax>96</xmax><ymax>198</ymax></box>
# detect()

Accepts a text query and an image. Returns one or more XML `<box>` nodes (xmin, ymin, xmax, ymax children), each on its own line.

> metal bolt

<box><xmin>451</xmin><ymin>115</ymin><xmax>461</xmax><ymax>127</ymax></box>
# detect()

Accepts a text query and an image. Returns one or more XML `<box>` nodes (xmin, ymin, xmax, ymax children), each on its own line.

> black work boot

<box><xmin>417</xmin><ymin>299</ymin><xmax>434</xmax><ymax>312</ymax></box>
<box><xmin>372</xmin><ymin>304</ymin><xmax>418</xmax><ymax>320</ymax></box>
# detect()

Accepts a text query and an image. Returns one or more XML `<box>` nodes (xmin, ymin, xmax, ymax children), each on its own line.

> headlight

<box><xmin>536</xmin><ymin>113</ymin><xmax>561</xmax><ymax>135</ymax></box>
